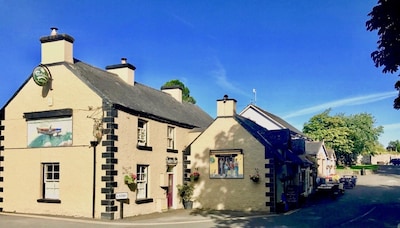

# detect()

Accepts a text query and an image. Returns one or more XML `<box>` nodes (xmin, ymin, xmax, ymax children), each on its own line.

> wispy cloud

<box><xmin>283</xmin><ymin>91</ymin><xmax>398</xmax><ymax>119</ymax></box>
<box><xmin>211</xmin><ymin>57</ymin><xmax>249</xmax><ymax>97</ymax></box>
<box><xmin>170</xmin><ymin>13</ymin><xmax>194</xmax><ymax>28</ymax></box>
<box><xmin>383</xmin><ymin>123</ymin><xmax>400</xmax><ymax>130</ymax></box>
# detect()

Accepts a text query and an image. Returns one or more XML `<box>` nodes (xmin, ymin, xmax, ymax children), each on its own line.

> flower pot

<box><xmin>183</xmin><ymin>200</ymin><xmax>193</xmax><ymax>209</ymax></box>
<box><xmin>127</xmin><ymin>183</ymin><xmax>137</xmax><ymax>191</ymax></box>
<box><xmin>251</xmin><ymin>177</ymin><xmax>259</xmax><ymax>183</ymax></box>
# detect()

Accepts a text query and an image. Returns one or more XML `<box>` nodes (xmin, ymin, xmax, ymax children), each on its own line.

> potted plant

<box><xmin>124</xmin><ymin>173</ymin><xmax>137</xmax><ymax>191</ymax></box>
<box><xmin>190</xmin><ymin>171</ymin><xmax>200</xmax><ymax>182</ymax></box>
<box><xmin>177</xmin><ymin>183</ymin><xmax>194</xmax><ymax>209</ymax></box>
<box><xmin>249</xmin><ymin>168</ymin><xmax>260</xmax><ymax>183</ymax></box>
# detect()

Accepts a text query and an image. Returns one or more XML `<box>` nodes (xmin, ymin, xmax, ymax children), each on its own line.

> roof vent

<box><xmin>121</xmin><ymin>58</ymin><xmax>127</xmax><ymax>64</ymax></box>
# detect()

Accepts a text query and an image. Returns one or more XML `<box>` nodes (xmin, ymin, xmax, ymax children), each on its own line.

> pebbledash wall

<box><xmin>0</xmin><ymin>28</ymin><xmax>211</xmax><ymax>219</ymax></box>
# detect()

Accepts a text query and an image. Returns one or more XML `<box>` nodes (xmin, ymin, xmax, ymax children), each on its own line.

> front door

<box><xmin>167</xmin><ymin>174</ymin><xmax>173</xmax><ymax>208</ymax></box>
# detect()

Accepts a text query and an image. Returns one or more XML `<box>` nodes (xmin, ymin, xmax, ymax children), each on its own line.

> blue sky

<box><xmin>0</xmin><ymin>0</ymin><xmax>398</xmax><ymax>146</ymax></box>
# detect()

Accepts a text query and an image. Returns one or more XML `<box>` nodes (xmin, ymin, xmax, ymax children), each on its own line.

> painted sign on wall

<box><xmin>209</xmin><ymin>149</ymin><xmax>244</xmax><ymax>179</ymax></box>
<box><xmin>27</xmin><ymin>117</ymin><xmax>73</xmax><ymax>147</ymax></box>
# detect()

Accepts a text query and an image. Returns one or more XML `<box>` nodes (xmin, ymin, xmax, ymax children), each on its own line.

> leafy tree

<box><xmin>303</xmin><ymin>109</ymin><xmax>384</xmax><ymax>165</ymax></box>
<box><xmin>387</xmin><ymin>140</ymin><xmax>400</xmax><ymax>152</ymax></box>
<box><xmin>366</xmin><ymin>0</ymin><xmax>400</xmax><ymax>109</ymax></box>
<box><xmin>162</xmin><ymin>79</ymin><xmax>196</xmax><ymax>104</ymax></box>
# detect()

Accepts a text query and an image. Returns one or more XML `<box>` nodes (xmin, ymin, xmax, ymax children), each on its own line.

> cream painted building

<box><xmin>185</xmin><ymin>96</ymin><xmax>312</xmax><ymax>213</ymax></box>
<box><xmin>0</xmin><ymin>28</ymin><xmax>212</xmax><ymax>220</ymax></box>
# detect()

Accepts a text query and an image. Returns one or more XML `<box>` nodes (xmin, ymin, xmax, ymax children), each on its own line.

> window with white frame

<box><xmin>137</xmin><ymin>119</ymin><xmax>148</xmax><ymax>146</ymax></box>
<box><xmin>167</xmin><ymin>126</ymin><xmax>175</xmax><ymax>149</ymax></box>
<box><xmin>42</xmin><ymin>163</ymin><xmax>60</xmax><ymax>199</ymax></box>
<box><xmin>136</xmin><ymin>165</ymin><xmax>148</xmax><ymax>199</ymax></box>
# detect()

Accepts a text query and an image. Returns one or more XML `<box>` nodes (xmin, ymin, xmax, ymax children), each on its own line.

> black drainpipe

<box><xmin>90</xmin><ymin>141</ymin><xmax>99</xmax><ymax>218</ymax></box>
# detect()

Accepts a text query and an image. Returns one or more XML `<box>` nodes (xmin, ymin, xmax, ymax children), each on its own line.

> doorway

<box><xmin>167</xmin><ymin>173</ymin><xmax>173</xmax><ymax>208</ymax></box>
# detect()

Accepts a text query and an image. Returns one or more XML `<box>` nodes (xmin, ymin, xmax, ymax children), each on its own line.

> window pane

<box><xmin>47</xmin><ymin>165</ymin><xmax>53</xmax><ymax>172</ymax></box>
<box><xmin>54</xmin><ymin>165</ymin><xmax>59</xmax><ymax>172</ymax></box>
<box><xmin>54</xmin><ymin>173</ymin><xmax>60</xmax><ymax>180</ymax></box>
<box><xmin>47</xmin><ymin>173</ymin><xmax>53</xmax><ymax>180</ymax></box>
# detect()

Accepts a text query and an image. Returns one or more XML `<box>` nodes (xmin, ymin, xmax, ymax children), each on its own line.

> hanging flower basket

<box><xmin>190</xmin><ymin>171</ymin><xmax>200</xmax><ymax>182</ymax></box>
<box><xmin>127</xmin><ymin>183</ymin><xmax>137</xmax><ymax>191</ymax></box>
<box><xmin>124</xmin><ymin>173</ymin><xmax>137</xmax><ymax>191</ymax></box>
<box><xmin>249</xmin><ymin>168</ymin><xmax>260</xmax><ymax>183</ymax></box>
<box><xmin>250</xmin><ymin>176</ymin><xmax>260</xmax><ymax>183</ymax></box>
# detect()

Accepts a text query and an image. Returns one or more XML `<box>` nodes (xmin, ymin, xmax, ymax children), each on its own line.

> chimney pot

<box><xmin>50</xmin><ymin>27</ymin><xmax>58</xmax><ymax>35</ymax></box>
<box><xmin>121</xmin><ymin>58</ymin><xmax>127</xmax><ymax>64</ymax></box>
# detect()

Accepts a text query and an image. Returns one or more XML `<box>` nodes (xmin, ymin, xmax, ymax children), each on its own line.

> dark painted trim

<box><xmin>114</xmin><ymin>104</ymin><xmax>196</xmax><ymax>129</ymax></box>
<box><xmin>37</xmin><ymin>199</ymin><xmax>61</xmax><ymax>204</ymax></box>
<box><xmin>40</xmin><ymin>34</ymin><xmax>75</xmax><ymax>43</ymax></box>
<box><xmin>102</xmin><ymin>164</ymin><xmax>114</xmax><ymax>170</ymax></box>
<box><xmin>24</xmin><ymin>109</ymin><xmax>72</xmax><ymax>121</ymax></box>
<box><xmin>106</xmin><ymin>63</ymin><xmax>136</xmax><ymax>71</ymax></box>
<box><xmin>135</xmin><ymin>198</ymin><xmax>154</xmax><ymax>204</ymax></box>
<box><xmin>102</xmin><ymin>152</ymin><xmax>115</xmax><ymax>158</ymax></box>
<box><xmin>166</xmin><ymin>149</ymin><xmax>178</xmax><ymax>153</ymax></box>
<box><xmin>105</xmin><ymin>206</ymin><xmax>118</xmax><ymax>212</ymax></box>
<box><xmin>101</xmin><ymin>212</ymin><xmax>114</xmax><ymax>220</ymax></box>
<box><xmin>102</xmin><ymin>176</ymin><xmax>114</xmax><ymax>182</ymax></box>
<box><xmin>137</xmin><ymin>145</ymin><xmax>153</xmax><ymax>151</ymax></box>
<box><xmin>101</xmin><ymin>200</ymin><xmax>115</xmax><ymax>206</ymax></box>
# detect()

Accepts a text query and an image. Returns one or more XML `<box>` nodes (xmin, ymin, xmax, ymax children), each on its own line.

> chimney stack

<box><xmin>216</xmin><ymin>95</ymin><xmax>237</xmax><ymax>117</ymax></box>
<box><xmin>106</xmin><ymin>58</ymin><xmax>136</xmax><ymax>86</ymax></box>
<box><xmin>40</xmin><ymin>27</ymin><xmax>74</xmax><ymax>64</ymax></box>
<box><xmin>161</xmin><ymin>85</ymin><xmax>183</xmax><ymax>103</ymax></box>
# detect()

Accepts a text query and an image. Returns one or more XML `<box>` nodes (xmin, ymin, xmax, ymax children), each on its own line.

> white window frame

<box><xmin>137</xmin><ymin>165</ymin><xmax>149</xmax><ymax>199</ymax></box>
<box><xmin>138</xmin><ymin>119</ymin><xmax>148</xmax><ymax>146</ymax></box>
<box><xmin>43</xmin><ymin>163</ymin><xmax>60</xmax><ymax>199</ymax></box>
<box><xmin>167</xmin><ymin>126</ymin><xmax>175</xmax><ymax>149</ymax></box>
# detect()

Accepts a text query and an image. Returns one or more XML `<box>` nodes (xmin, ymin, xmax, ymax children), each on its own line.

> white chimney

<box><xmin>161</xmin><ymin>85</ymin><xmax>183</xmax><ymax>103</ymax></box>
<box><xmin>40</xmin><ymin>27</ymin><xmax>74</xmax><ymax>64</ymax></box>
<box><xmin>106</xmin><ymin>58</ymin><xmax>136</xmax><ymax>86</ymax></box>
<box><xmin>217</xmin><ymin>95</ymin><xmax>237</xmax><ymax>117</ymax></box>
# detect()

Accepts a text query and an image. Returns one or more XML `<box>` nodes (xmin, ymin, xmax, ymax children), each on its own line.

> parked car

<box><xmin>390</xmin><ymin>158</ymin><xmax>400</xmax><ymax>166</ymax></box>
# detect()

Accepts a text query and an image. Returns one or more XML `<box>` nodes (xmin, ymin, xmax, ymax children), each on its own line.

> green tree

<box><xmin>303</xmin><ymin>109</ymin><xmax>384</xmax><ymax>165</ymax></box>
<box><xmin>366</xmin><ymin>0</ymin><xmax>400</xmax><ymax>109</ymax></box>
<box><xmin>162</xmin><ymin>79</ymin><xmax>196</xmax><ymax>104</ymax></box>
<box><xmin>345</xmin><ymin>113</ymin><xmax>384</xmax><ymax>158</ymax></box>
<box><xmin>387</xmin><ymin>140</ymin><xmax>400</xmax><ymax>152</ymax></box>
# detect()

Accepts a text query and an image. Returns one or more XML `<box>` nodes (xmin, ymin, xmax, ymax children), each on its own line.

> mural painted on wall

<box><xmin>27</xmin><ymin>117</ymin><xmax>73</xmax><ymax>147</ymax></box>
<box><xmin>209</xmin><ymin>149</ymin><xmax>244</xmax><ymax>179</ymax></box>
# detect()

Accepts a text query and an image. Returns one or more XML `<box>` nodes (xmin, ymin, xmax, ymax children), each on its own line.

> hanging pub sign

<box><xmin>32</xmin><ymin>65</ymin><xmax>51</xmax><ymax>86</ymax></box>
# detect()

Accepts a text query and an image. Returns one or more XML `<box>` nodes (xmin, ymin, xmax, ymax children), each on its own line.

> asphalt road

<box><xmin>1</xmin><ymin>165</ymin><xmax>399</xmax><ymax>228</ymax></box>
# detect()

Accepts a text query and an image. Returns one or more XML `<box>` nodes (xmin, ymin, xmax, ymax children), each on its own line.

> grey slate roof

<box><xmin>64</xmin><ymin>60</ymin><xmax>213</xmax><ymax>129</ymax></box>
<box><xmin>305</xmin><ymin>141</ymin><xmax>325</xmax><ymax>156</ymax></box>
<box><xmin>243</xmin><ymin>105</ymin><xmax>307</xmax><ymax>138</ymax></box>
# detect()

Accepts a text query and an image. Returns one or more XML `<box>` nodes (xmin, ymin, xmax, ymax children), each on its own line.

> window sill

<box><xmin>166</xmin><ymin>148</ymin><xmax>178</xmax><ymax>153</ymax></box>
<box><xmin>135</xmin><ymin>198</ymin><xmax>153</xmax><ymax>204</ymax></box>
<box><xmin>37</xmin><ymin>199</ymin><xmax>61</xmax><ymax>204</ymax></box>
<box><xmin>137</xmin><ymin>145</ymin><xmax>153</xmax><ymax>151</ymax></box>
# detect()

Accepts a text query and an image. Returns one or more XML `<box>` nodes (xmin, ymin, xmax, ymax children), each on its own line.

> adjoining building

<box><xmin>185</xmin><ymin>96</ymin><xmax>313</xmax><ymax>213</ymax></box>
<box><xmin>0</xmin><ymin>28</ymin><xmax>212</xmax><ymax>219</ymax></box>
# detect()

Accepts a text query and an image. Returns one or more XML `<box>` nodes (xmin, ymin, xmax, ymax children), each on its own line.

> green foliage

<box><xmin>366</xmin><ymin>0</ymin><xmax>400</xmax><ymax>109</ymax></box>
<box><xmin>303</xmin><ymin>109</ymin><xmax>384</xmax><ymax>164</ymax></box>
<box><xmin>177</xmin><ymin>183</ymin><xmax>194</xmax><ymax>202</ymax></box>
<box><xmin>163</xmin><ymin>79</ymin><xmax>196</xmax><ymax>104</ymax></box>
<box><xmin>387</xmin><ymin>140</ymin><xmax>400</xmax><ymax>152</ymax></box>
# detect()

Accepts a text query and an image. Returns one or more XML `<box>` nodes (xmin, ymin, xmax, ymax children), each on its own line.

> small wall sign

<box><xmin>115</xmin><ymin>192</ymin><xmax>128</xmax><ymax>200</ymax></box>
<box><xmin>32</xmin><ymin>65</ymin><xmax>51</xmax><ymax>86</ymax></box>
